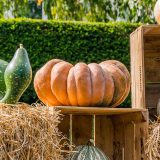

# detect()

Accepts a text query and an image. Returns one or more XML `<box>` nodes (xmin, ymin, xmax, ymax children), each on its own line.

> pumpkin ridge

<box><xmin>88</xmin><ymin>64</ymin><xmax>93</xmax><ymax>107</ymax></box>
<box><xmin>99</xmin><ymin>65</ymin><xmax>110</xmax><ymax>106</ymax></box>
<box><xmin>88</xmin><ymin>63</ymin><xmax>105</xmax><ymax>106</ymax></box>
<box><xmin>34</xmin><ymin>59</ymin><xmax>62</xmax><ymax>106</ymax></box>
<box><xmin>34</xmin><ymin>69</ymin><xmax>61</xmax><ymax>106</ymax></box>
<box><xmin>67</xmin><ymin>67</ymin><xmax>78</xmax><ymax>106</ymax></box>
<box><xmin>99</xmin><ymin>64</ymin><xmax>114</xmax><ymax>106</ymax></box>
<box><xmin>71</xmin><ymin>144</ymin><xmax>110</xmax><ymax>160</ymax></box>
<box><xmin>74</xmin><ymin>63</ymin><xmax>92</xmax><ymax>106</ymax></box>
<box><xmin>104</xmin><ymin>63</ymin><xmax>127</xmax><ymax>107</ymax></box>
<box><xmin>34</xmin><ymin>72</ymin><xmax>49</xmax><ymax>105</ymax></box>
<box><xmin>51</xmin><ymin>61</ymin><xmax>73</xmax><ymax>105</ymax></box>
<box><xmin>100</xmin><ymin>62</ymin><xmax>126</xmax><ymax>107</ymax></box>
<box><xmin>76</xmin><ymin>145</ymin><xmax>88</xmax><ymax>159</ymax></box>
<box><xmin>105</xmin><ymin>60</ymin><xmax>130</xmax><ymax>106</ymax></box>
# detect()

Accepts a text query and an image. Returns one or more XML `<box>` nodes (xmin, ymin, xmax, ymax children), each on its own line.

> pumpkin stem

<box><xmin>87</xmin><ymin>139</ymin><xmax>94</xmax><ymax>146</ymax></box>
<box><xmin>19</xmin><ymin>44</ymin><xmax>23</xmax><ymax>48</ymax></box>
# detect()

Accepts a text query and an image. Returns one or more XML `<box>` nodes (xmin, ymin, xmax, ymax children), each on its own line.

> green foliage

<box><xmin>0</xmin><ymin>19</ymin><xmax>140</xmax><ymax>107</ymax></box>
<box><xmin>0</xmin><ymin>0</ymin><xmax>157</xmax><ymax>23</ymax></box>
<box><xmin>44</xmin><ymin>0</ymin><xmax>156</xmax><ymax>23</ymax></box>
<box><xmin>0</xmin><ymin>0</ymin><xmax>41</xmax><ymax>19</ymax></box>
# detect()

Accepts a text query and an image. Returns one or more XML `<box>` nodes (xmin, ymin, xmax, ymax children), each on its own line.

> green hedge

<box><xmin>0</xmin><ymin>19</ymin><xmax>140</xmax><ymax>107</ymax></box>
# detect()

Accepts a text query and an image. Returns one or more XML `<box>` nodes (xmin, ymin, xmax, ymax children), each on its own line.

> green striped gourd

<box><xmin>70</xmin><ymin>141</ymin><xmax>110</xmax><ymax>160</ymax></box>
<box><xmin>0</xmin><ymin>44</ymin><xmax>32</xmax><ymax>104</ymax></box>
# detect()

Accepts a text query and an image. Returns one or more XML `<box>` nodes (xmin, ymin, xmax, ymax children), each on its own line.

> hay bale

<box><xmin>0</xmin><ymin>103</ymin><xmax>70</xmax><ymax>160</ymax></box>
<box><xmin>145</xmin><ymin>117</ymin><xmax>160</xmax><ymax>160</ymax></box>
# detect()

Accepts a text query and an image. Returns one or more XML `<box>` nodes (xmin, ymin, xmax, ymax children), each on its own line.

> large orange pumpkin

<box><xmin>34</xmin><ymin>59</ymin><xmax>130</xmax><ymax>107</ymax></box>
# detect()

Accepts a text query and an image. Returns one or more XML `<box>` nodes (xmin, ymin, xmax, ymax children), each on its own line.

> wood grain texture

<box><xmin>124</xmin><ymin>123</ymin><xmax>135</xmax><ymax>160</ymax></box>
<box><xmin>95</xmin><ymin>116</ymin><xmax>113</xmax><ymax>160</ymax></box>
<box><xmin>54</xmin><ymin>106</ymin><xmax>147</xmax><ymax>116</ymax></box>
<box><xmin>144</xmin><ymin>36</ymin><xmax>160</xmax><ymax>82</ymax></box>
<box><xmin>72</xmin><ymin>115</ymin><xmax>92</xmax><ymax>146</ymax></box>
<box><xmin>130</xmin><ymin>26</ymin><xmax>145</xmax><ymax>109</ymax></box>
<box><xmin>145</xmin><ymin>83</ymin><xmax>160</xmax><ymax>109</ymax></box>
<box><xmin>113</xmin><ymin>123</ymin><xmax>124</xmax><ymax>160</ymax></box>
<box><xmin>131</xmin><ymin>25</ymin><xmax>160</xmax><ymax>113</ymax></box>
<box><xmin>134</xmin><ymin>122</ymin><xmax>148</xmax><ymax>160</ymax></box>
<box><xmin>58</xmin><ymin>114</ymin><xmax>70</xmax><ymax>138</ymax></box>
<box><xmin>58</xmin><ymin>108</ymin><xmax>148</xmax><ymax>160</ymax></box>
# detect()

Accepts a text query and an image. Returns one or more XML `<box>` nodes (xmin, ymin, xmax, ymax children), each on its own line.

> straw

<box><xmin>0</xmin><ymin>103</ymin><xmax>71</xmax><ymax>160</ymax></box>
<box><xmin>145</xmin><ymin>117</ymin><xmax>160</xmax><ymax>160</ymax></box>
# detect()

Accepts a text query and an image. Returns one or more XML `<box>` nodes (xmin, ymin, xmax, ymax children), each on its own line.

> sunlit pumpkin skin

<box><xmin>106</xmin><ymin>60</ymin><xmax>130</xmax><ymax>107</ymax></box>
<box><xmin>98</xmin><ymin>64</ymin><xmax>115</xmax><ymax>106</ymax></box>
<box><xmin>88</xmin><ymin>63</ymin><xmax>106</xmax><ymax>106</ymax></box>
<box><xmin>67</xmin><ymin>67</ymin><xmax>78</xmax><ymax>106</ymax></box>
<box><xmin>74</xmin><ymin>63</ymin><xmax>92</xmax><ymax>106</ymax></box>
<box><xmin>51</xmin><ymin>61</ymin><xmax>73</xmax><ymax>105</ymax></box>
<box><xmin>34</xmin><ymin>59</ymin><xmax>130</xmax><ymax>107</ymax></box>
<box><xmin>100</xmin><ymin>61</ymin><xmax>129</xmax><ymax>107</ymax></box>
<box><xmin>34</xmin><ymin>59</ymin><xmax>62</xmax><ymax>106</ymax></box>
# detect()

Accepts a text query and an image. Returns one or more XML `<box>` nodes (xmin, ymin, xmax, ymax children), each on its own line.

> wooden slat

<box><xmin>113</xmin><ymin>124</ymin><xmax>125</xmax><ymax>160</ymax></box>
<box><xmin>134</xmin><ymin>122</ymin><xmax>148</xmax><ymax>160</ymax></box>
<box><xmin>145</xmin><ymin>57</ymin><xmax>160</xmax><ymax>82</ymax></box>
<box><xmin>95</xmin><ymin>116</ymin><xmax>113</xmax><ymax>160</ymax></box>
<box><xmin>111</xmin><ymin>111</ymin><xmax>148</xmax><ymax>124</ymax></box>
<box><xmin>144</xmin><ymin>36</ymin><xmax>160</xmax><ymax>52</ymax></box>
<box><xmin>145</xmin><ymin>83</ymin><xmax>160</xmax><ymax>109</ymax></box>
<box><xmin>130</xmin><ymin>28</ymin><xmax>137</xmax><ymax>109</ymax></box>
<box><xmin>130</xmin><ymin>26</ymin><xmax>145</xmax><ymax>109</ymax></box>
<box><xmin>143</xmin><ymin>25</ymin><xmax>160</xmax><ymax>35</ymax></box>
<box><xmin>143</xmin><ymin>36</ymin><xmax>160</xmax><ymax>82</ymax></box>
<box><xmin>58</xmin><ymin>115</ymin><xmax>70</xmax><ymax>137</ymax></box>
<box><xmin>72</xmin><ymin>115</ymin><xmax>92</xmax><ymax>146</ymax></box>
<box><xmin>58</xmin><ymin>115</ymin><xmax>70</xmax><ymax>151</ymax></box>
<box><xmin>124</xmin><ymin>122</ymin><xmax>135</xmax><ymax>160</ymax></box>
<box><xmin>54</xmin><ymin>106</ymin><xmax>147</xmax><ymax>116</ymax></box>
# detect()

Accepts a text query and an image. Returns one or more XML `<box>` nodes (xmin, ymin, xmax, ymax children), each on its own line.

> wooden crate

<box><xmin>130</xmin><ymin>25</ymin><xmax>160</xmax><ymax>117</ymax></box>
<box><xmin>56</xmin><ymin>107</ymin><xmax>148</xmax><ymax>160</ymax></box>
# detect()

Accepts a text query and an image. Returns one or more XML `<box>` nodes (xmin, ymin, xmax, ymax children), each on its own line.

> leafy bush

<box><xmin>0</xmin><ymin>19</ymin><xmax>140</xmax><ymax>107</ymax></box>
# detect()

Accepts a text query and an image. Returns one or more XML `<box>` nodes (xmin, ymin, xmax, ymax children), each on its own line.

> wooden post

<box><xmin>69</xmin><ymin>114</ymin><xmax>73</xmax><ymax>146</ymax></box>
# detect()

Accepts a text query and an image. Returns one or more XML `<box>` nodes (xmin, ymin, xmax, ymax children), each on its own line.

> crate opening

<box><xmin>58</xmin><ymin>108</ymin><xmax>148</xmax><ymax>160</ymax></box>
<box><xmin>143</xmin><ymin>30</ymin><xmax>160</xmax><ymax>116</ymax></box>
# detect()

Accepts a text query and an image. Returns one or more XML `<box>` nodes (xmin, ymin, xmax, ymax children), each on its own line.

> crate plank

<box><xmin>130</xmin><ymin>26</ymin><xmax>145</xmax><ymax>109</ymax></box>
<box><xmin>113</xmin><ymin>124</ymin><xmax>125</xmax><ymax>160</ymax></box>
<box><xmin>58</xmin><ymin>115</ymin><xmax>70</xmax><ymax>137</ymax></box>
<box><xmin>124</xmin><ymin>122</ymin><xmax>135</xmax><ymax>160</ymax></box>
<box><xmin>145</xmin><ymin>57</ymin><xmax>160</xmax><ymax>82</ymax></box>
<box><xmin>145</xmin><ymin>83</ymin><xmax>160</xmax><ymax>109</ymax></box>
<box><xmin>111</xmin><ymin>112</ymin><xmax>148</xmax><ymax>124</ymax></box>
<box><xmin>72</xmin><ymin>115</ymin><xmax>92</xmax><ymax>146</ymax></box>
<box><xmin>144</xmin><ymin>36</ymin><xmax>160</xmax><ymax>51</ymax></box>
<box><xmin>130</xmin><ymin>25</ymin><xmax>160</xmax><ymax>114</ymax></box>
<box><xmin>134</xmin><ymin>122</ymin><xmax>148</xmax><ymax>160</ymax></box>
<box><xmin>54</xmin><ymin>106</ymin><xmax>147</xmax><ymax>116</ymax></box>
<box><xmin>95</xmin><ymin>116</ymin><xmax>113</xmax><ymax>160</ymax></box>
<box><xmin>58</xmin><ymin>107</ymin><xmax>148</xmax><ymax>160</ymax></box>
<box><xmin>58</xmin><ymin>115</ymin><xmax>70</xmax><ymax>151</ymax></box>
<box><xmin>143</xmin><ymin>25</ymin><xmax>160</xmax><ymax>35</ymax></box>
<box><xmin>144</xmin><ymin>36</ymin><xmax>160</xmax><ymax>82</ymax></box>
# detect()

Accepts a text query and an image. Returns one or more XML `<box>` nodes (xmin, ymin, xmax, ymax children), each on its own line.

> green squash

<box><xmin>0</xmin><ymin>44</ymin><xmax>32</xmax><ymax>104</ymax></box>
<box><xmin>0</xmin><ymin>59</ymin><xmax>8</xmax><ymax>99</ymax></box>
<box><xmin>70</xmin><ymin>141</ymin><xmax>110</xmax><ymax>160</ymax></box>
